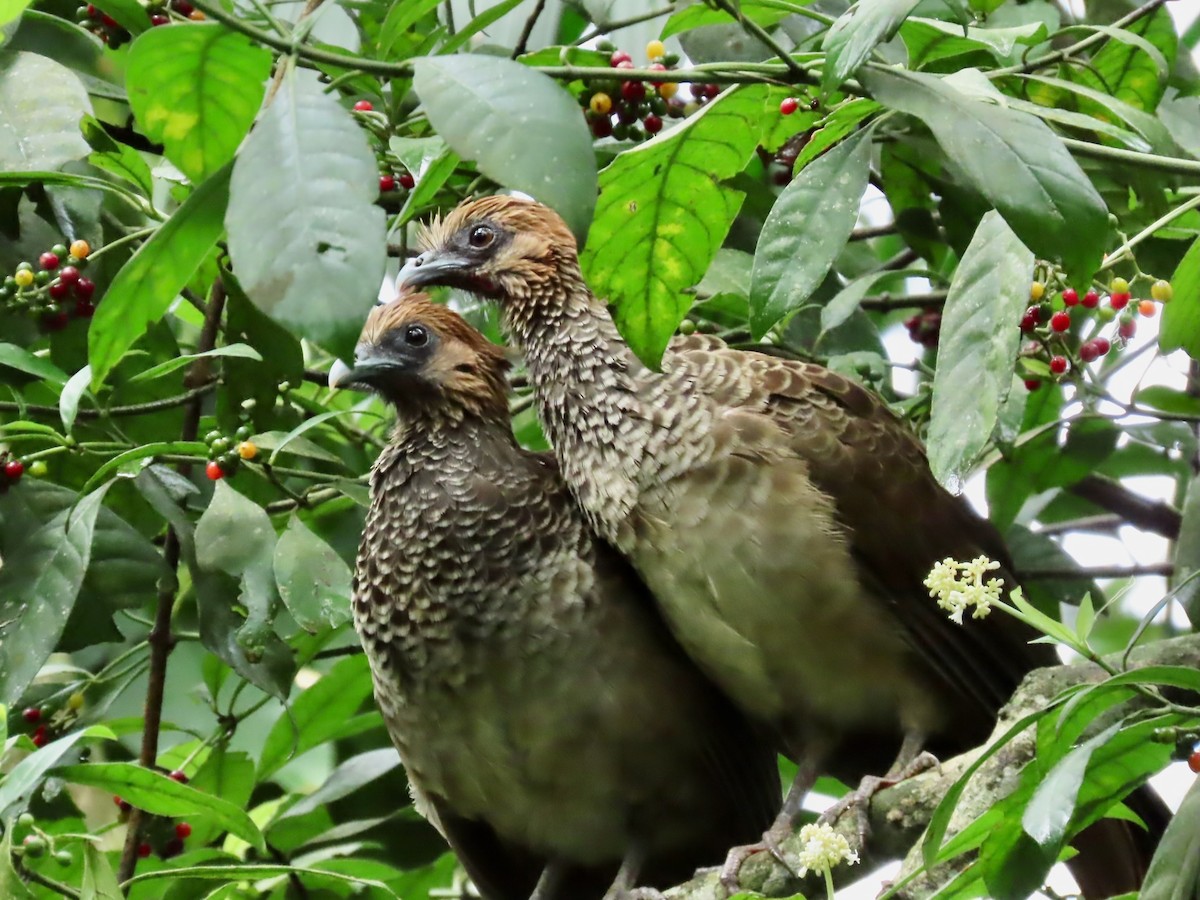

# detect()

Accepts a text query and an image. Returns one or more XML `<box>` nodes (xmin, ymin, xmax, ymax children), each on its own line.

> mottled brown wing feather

<box><xmin>667</xmin><ymin>335</ymin><xmax>1053</xmax><ymax>749</ymax></box>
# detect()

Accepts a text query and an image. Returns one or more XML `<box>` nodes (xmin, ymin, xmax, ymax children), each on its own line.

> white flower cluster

<box><xmin>924</xmin><ymin>555</ymin><xmax>1004</xmax><ymax>625</ymax></box>
<box><xmin>795</xmin><ymin>822</ymin><xmax>860</xmax><ymax>877</ymax></box>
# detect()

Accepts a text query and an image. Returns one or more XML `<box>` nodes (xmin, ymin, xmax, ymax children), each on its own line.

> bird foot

<box><xmin>818</xmin><ymin>751</ymin><xmax>940</xmax><ymax>844</ymax></box>
<box><xmin>715</xmin><ymin>816</ymin><xmax>800</xmax><ymax>895</ymax></box>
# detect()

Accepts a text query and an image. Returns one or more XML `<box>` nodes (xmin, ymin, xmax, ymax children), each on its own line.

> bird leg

<box><xmin>817</xmin><ymin>730</ymin><xmax>938</xmax><ymax>845</ymax></box>
<box><xmin>529</xmin><ymin>862</ymin><xmax>566</xmax><ymax>900</ymax></box>
<box><xmin>716</xmin><ymin>756</ymin><xmax>819</xmax><ymax>893</ymax></box>
<box><xmin>601</xmin><ymin>845</ymin><xmax>664</xmax><ymax>900</ymax></box>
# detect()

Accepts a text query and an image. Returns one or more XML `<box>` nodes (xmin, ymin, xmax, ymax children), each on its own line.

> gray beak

<box><xmin>328</xmin><ymin>357</ymin><xmax>401</xmax><ymax>390</ymax></box>
<box><xmin>397</xmin><ymin>249</ymin><xmax>487</xmax><ymax>293</ymax></box>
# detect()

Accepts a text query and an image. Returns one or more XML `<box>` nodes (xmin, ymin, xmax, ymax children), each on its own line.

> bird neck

<box><xmin>389</xmin><ymin>405</ymin><xmax>514</xmax><ymax>454</ymax></box>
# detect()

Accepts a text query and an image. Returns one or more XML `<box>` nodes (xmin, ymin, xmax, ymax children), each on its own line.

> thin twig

<box><xmin>712</xmin><ymin>0</ymin><xmax>810</xmax><ymax>82</ymax></box>
<box><xmin>14</xmin><ymin>858</ymin><xmax>82</xmax><ymax>899</ymax></box>
<box><xmin>574</xmin><ymin>5</ymin><xmax>674</xmax><ymax>45</ymax></box>
<box><xmin>511</xmin><ymin>0</ymin><xmax>546</xmax><ymax>58</ymax></box>
<box><xmin>1019</xmin><ymin>562</ymin><xmax>1174</xmax><ymax>580</ymax></box>
<box><xmin>860</xmin><ymin>290</ymin><xmax>948</xmax><ymax>311</ymax></box>
<box><xmin>1035</xmin><ymin>513</ymin><xmax>1123</xmax><ymax>536</ymax></box>
<box><xmin>0</xmin><ymin>384</ymin><xmax>216</xmax><ymax>420</ymax></box>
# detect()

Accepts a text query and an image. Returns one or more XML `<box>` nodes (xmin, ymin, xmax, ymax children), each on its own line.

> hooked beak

<box><xmin>328</xmin><ymin>356</ymin><xmax>403</xmax><ymax>390</ymax></box>
<box><xmin>398</xmin><ymin>250</ymin><xmax>497</xmax><ymax>295</ymax></box>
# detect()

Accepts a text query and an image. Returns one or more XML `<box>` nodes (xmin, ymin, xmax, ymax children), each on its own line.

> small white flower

<box><xmin>795</xmin><ymin>822</ymin><xmax>860</xmax><ymax>877</ymax></box>
<box><xmin>925</xmin><ymin>556</ymin><xmax>1002</xmax><ymax>623</ymax></box>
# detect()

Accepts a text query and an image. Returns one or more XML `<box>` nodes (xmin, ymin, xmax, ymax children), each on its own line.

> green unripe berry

<box><xmin>17</xmin><ymin>813</ymin><xmax>34</xmax><ymax>829</ymax></box>
<box><xmin>22</xmin><ymin>835</ymin><xmax>46</xmax><ymax>857</ymax></box>
<box><xmin>50</xmin><ymin>244</ymin><xmax>67</xmax><ymax>258</ymax></box>
<box><xmin>235</xmin><ymin>425</ymin><xmax>251</xmax><ymax>441</ymax></box>
<box><xmin>54</xmin><ymin>849</ymin><xmax>72</xmax><ymax>867</ymax></box>
<box><xmin>27</xmin><ymin>460</ymin><xmax>48</xmax><ymax>478</ymax></box>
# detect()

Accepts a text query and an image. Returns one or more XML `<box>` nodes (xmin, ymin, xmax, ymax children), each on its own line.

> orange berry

<box><xmin>1138</xmin><ymin>300</ymin><xmax>1156</xmax><ymax>317</ymax></box>
<box><xmin>236</xmin><ymin>440</ymin><xmax>258</xmax><ymax>460</ymax></box>
<box><xmin>69</xmin><ymin>239</ymin><xmax>90</xmax><ymax>259</ymax></box>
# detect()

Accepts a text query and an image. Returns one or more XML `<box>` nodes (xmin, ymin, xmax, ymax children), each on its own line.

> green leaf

<box><xmin>81</xmin><ymin>843</ymin><xmax>122</xmax><ymax>900</ymax></box>
<box><xmin>1162</xmin><ymin>236</ymin><xmax>1200</xmax><ymax>360</ymax></box>
<box><xmin>59</xmin><ymin>364</ymin><xmax>92</xmax><ymax>433</ymax></box>
<box><xmin>388</xmin><ymin>135</ymin><xmax>459</xmax><ymax>228</ymax></box>
<box><xmin>823</xmin><ymin>0</ymin><xmax>921</xmax><ymax>93</ymax></box>
<box><xmin>900</xmin><ymin>18</ymin><xmax>1048</xmax><ymax>67</ymax></box>
<box><xmin>0</xmin><ymin>725</ymin><xmax>115</xmax><ymax>819</ymax></box>
<box><xmin>0</xmin><ymin>0</ymin><xmax>31</xmax><ymax>30</ymax></box>
<box><xmin>0</xmin><ymin>827</ymin><xmax>34</xmax><ymax>899</ymax></box>
<box><xmin>226</xmin><ymin>72</ymin><xmax>384</xmax><ymax>358</ymax></box>
<box><xmin>278</xmin><ymin>748</ymin><xmax>399</xmax><ymax>820</ymax></box>
<box><xmin>80</xmin><ymin>441</ymin><xmax>208</xmax><ymax>496</ymax></box>
<box><xmin>81</xmin><ymin>115</ymin><xmax>153</xmax><ymax>197</ymax></box>
<box><xmin>1022</xmin><ymin>722</ymin><xmax>1119</xmax><ymax>846</ymax></box>
<box><xmin>1072</xmin><ymin>8</ymin><xmax>1176</xmax><ymax>112</ymax></box>
<box><xmin>750</xmin><ymin>128</ymin><xmax>872</xmax><ymax>337</ymax></box>
<box><xmin>89</xmin><ymin>164</ymin><xmax>231</xmax><ymax>388</ymax></box>
<box><xmin>660</xmin><ymin>0</ymin><xmax>790</xmax><ymax>39</ymax></box>
<box><xmin>792</xmin><ymin>97</ymin><xmax>881</xmax><ymax>172</ymax></box>
<box><xmin>439</xmin><ymin>0</ymin><xmax>523</xmax><ymax>53</ymax></box>
<box><xmin>273</xmin><ymin>516</ymin><xmax>353</xmax><ymax>633</ymax></box>
<box><xmin>861</xmin><ymin>66</ymin><xmax>1108</xmax><ymax>284</ymax></box>
<box><xmin>258</xmin><ymin>655</ymin><xmax>374</xmax><ymax>779</ymax></box>
<box><xmin>1141</xmin><ymin>775</ymin><xmax>1200</xmax><ymax>900</ymax></box>
<box><xmin>1175</xmin><ymin>474</ymin><xmax>1200</xmax><ymax>627</ymax></box>
<box><xmin>820</xmin><ymin>270</ymin><xmax>915</xmax><ymax>336</ymax></box>
<box><xmin>127</xmin><ymin>343</ymin><xmax>262</xmax><ymax>384</ymax></box>
<box><xmin>125</xmin><ymin>24</ymin><xmax>270</xmax><ymax>184</ymax></box>
<box><xmin>0</xmin><ymin>485</ymin><xmax>108</xmax><ymax>706</ymax></box>
<box><xmin>927</xmin><ymin>212</ymin><xmax>1032</xmax><ymax>489</ymax></box>
<box><xmin>582</xmin><ymin>85</ymin><xmax>775</xmax><ymax>366</ymax></box>
<box><xmin>56</xmin><ymin>763</ymin><xmax>266</xmax><ymax>852</ymax></box>
<box><xmin>414</xmin><ymin>54</ymin><xmax>596</xmax><ymax>242</ymax></box>
<box><xmin>124</xmin><ymin>863</ymin><xmax>397</xmax><ymax>896</ymax></box>
<box><xmin>91</xmin><ymin>0</ymin><xmax>150</xmax><ymax>35</ymax></box>
<box><xmin>0</xmin><ymin>342</ymin><xmax>68</xmax><ymax>384</ymax></box>
<box><xmin>0</xmin><ymin>51</ymin><xmax>91</xmax><ymax>171</ymax></box>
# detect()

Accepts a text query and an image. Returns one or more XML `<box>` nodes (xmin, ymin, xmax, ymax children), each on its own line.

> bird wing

<box><xmin>664</xmin><ymin>334</ymin><xmax>1053</xmax><ymax>746</ymax></box>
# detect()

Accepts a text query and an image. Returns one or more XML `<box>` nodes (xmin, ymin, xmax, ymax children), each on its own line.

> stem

<box><xmin>0</xmin><ymin>384</ymin><xmax>216</xmax><ymax>419</ymax></box>
<box><xmin>1018</xmin><ymin>563</ymin><xmax>1174</xmax><ymax>579</ymax></box>
<box><xmin>575</xmin><ymin>6</ymin><xmax>674</xmax><ymax>45</ymax></box>
<box><xmin>1062</xmin><ymin>136</ymin><xmax>1200</xmax><ymax>175</ymax></box>
<box><xmin>860</xmin><ymin>290</ymin><xmax>948</xmax><ymax>311</ymax></box>
<box><xmin>510</xmin><ymin>0</ymin><xmax>546</xmax><ymax>59</ymax></box>
<box><xmin>1104</xmin><ymin>192</ymin><xmax>1200</xmax><ymax>268</ymax></box>
<box><xmin>116</xmin><ymin>281</ymin><xmax>225</xmax><ymax>886</ymax></box>
<box><xmin>14</xmin><ymin>858</ymin><xmax>81</xmax><ymax>899</ymax></box>
<box><xmin>711</xmin><ymin>0</ymin><xmax>810</xmax><ymax>82</ymax></box>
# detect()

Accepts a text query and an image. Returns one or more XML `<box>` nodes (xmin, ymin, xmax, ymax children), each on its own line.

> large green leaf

<box><xmin>0</xmin><ymin>0</ymin><xmax>30</xmax><ymax>30</ymax></box>
<box><xmin>88</xmin><ymin>164</ymin><xmax>231</xmax><ymax>388</ymax></box>
<box><xmin>582</xmin><ymin>85</ymin><xmax>775</xmax><ymax>366</ymax></box>
<box><xmin>0</xmin><ymin>724</ymin><xmax>114</xmax><ymax>819</ymax></box>
<box><xmin>1175</xmin><ymin>474</ymin><xmax>1200</xmax><ymax>627</ymax></box>
<box><xmin>56</xmin><ymin>762</ymin><xmax>266</xmax><ymax>852</ymax></box>
<box><xmin>273</xmin><ymin>515</ymin><xmax>353</xmax><ymax>633</ymax></box>
<box><xmin>861</xmin><ymin>65</ymin><xmax>1108</xmax><ymax>284</ymax></box>
<box><xmin>413</xmin><ymin>54</ymin><xmax>596</xmax><ymax>242</ymax></box>
<box><xmin>81</xmin><ymin>843</ymin><xmax>122</xmax><ymax>900</ymax></box>
<box><xmin>659</xmin><ymin>0</ymin><xmax>790</xmax><ymax>39</ymax></box>
<box><xmin>1162</xmin><ymin>235</ymin><xmax>1200</xmax><ymax>361</ymax></box>
<box><xmin>1142</xmin><ymin>775</ymin><xmax>1200</xmax><ymax>900</ymax></box>
<box><xmin>226</xmin><ymin>72</ymin><xmax>384</xmax><ymax>358</ymax></box>
<box><xmin>0</xmin><ymin>342</ymin><xmax>68</xmax><ymax>384</ymax></box>
<box><xmin>0</xmin><ymin>485</ymin><xmax>108</xmax><ymax>706</ymax></box>
<box><xmin>900</xmin><ymin>18</ymin><xmax>1048</xmax><ymax>67</ymax></box>
<box><xmin>927</xmin><ymin>212</ymin><xmax>1032</xmax><ymax>489</ymax></box>
<box><xmin>750</xmin><ymin>128</ymin><xmax>872</xmax><ymax>337</ymax></box>
<box><xmin>1072</xmin><ymin>8</ymin><xmax>1176</xmax><ymax>113</ymax></box>
<box><xmin>0</xmin><ymin>51</ymin><xmax>90</xmax><ymax>171</ymax></box>
<box><xmin>126</xmin><ymin>24</ymin><xmax>271</xmax><ymax>184</ymax></box>
<box><xmin>823</xmin><ymin>0</ymin><xmax>921</xmax><ymax>93</ymax></box>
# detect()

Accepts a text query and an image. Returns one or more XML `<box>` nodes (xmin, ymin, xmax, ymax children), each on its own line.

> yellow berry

<box><xmin>1151</xmin><ymin>279</ymin><xmax>1172</xmax><ymax>302</ymax></box>
<box><xmin>14</xmin><ymin>269</ymin><xmax>34</xmax><ymax>288</ymax></box>
<box><xmin>658</xmin><ymin>82</ymin><xmax>678</xmax><ymax>100</ymax></box>
<box><xmin>237</xmin><ymin>440</ymin><xmax>258</xmax><ymax>460</ymax></box>
<box><xmin>67</xmin><ymin>691</ymin><xmax>84</xmax><ymax>711</ymax></box>
<box><xmin>1029</xmin><ymin>281</ymin><xmax>1044</xmax><ymax>301</ymax></box>
<box><xmin>646</xmin><ymin>39</ymin><xmax>666</xmax><ymax>60</ymax></box>
<box><xmin>188</xmin><ymin>8</ymin><xmax>205</xmax><ymax>19</ymax></box>
<box><xmin>1110</xmin><ymin>276</ymin><xmax>1129</xmax><ymax>293</ymax></box>
<box><xmin>69</xmin><ymin>239</ymin><xmax>90</xmax><ymax>259</ymax></box>
<box><xmin>1138</xmin><ymin>299</ymin><xmax>1156</xmax><ymax>317</ymax></box>
<box><xmin>589</xmin><ymin>92</ymin><xmax>612</xmax><ymax>116</ymax></box>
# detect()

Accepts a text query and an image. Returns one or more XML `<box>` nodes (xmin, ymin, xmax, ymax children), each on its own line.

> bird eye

<box><xmin>404</xmin><ymin>324</ymin><xmax>429</xmax><ymax>346</ymax></box>
<box><xmin>468</xmin><ymin>225</ymin><xmax>494</xmax><ymax>249</ymax></box>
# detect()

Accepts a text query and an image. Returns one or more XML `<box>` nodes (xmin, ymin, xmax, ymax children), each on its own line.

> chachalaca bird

<box><xmin>397</xmin><ymin>196</ymin><xmax>1169</xmax><ymax>897</ymax></box>
<box><xmin>331</xmin><ymin>290</ymin><xmax>781</xmax><ymax>900</ymax></box>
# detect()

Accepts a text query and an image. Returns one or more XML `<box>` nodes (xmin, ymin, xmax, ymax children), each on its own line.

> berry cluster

<box><xmin>1</xmin><ymin>239</ymin><xmax>97</xmax><ymax>332</ymax></box>
<box><xmin>75</xmin><ymin>0</ymin><xmax>204</xmax><ymax>45</ymax></box>
<box><xmin>1018</xmin><ymin>276</ymin><xmax>1170</xmax><ymax>390</ymax></box>
<box><xmin>581</xmin><ymin>40</ymin><xmax>702</xmax><ymax>142</ymax></box>
<box><xmin>205</xmin><ymin>423</ymin><xmax>258</xmax><ymax>481</ymax></box>
<box><xmin>18</xmin><ymin>691</ymin><xmax>85</xmax><ymax>748</ymax></box>
<box><xmin>115</xmin><ymin>773</ymin><xmax>194</xmax><ymax>860</ymax></box>
<box><xmin>13</xmin><ymin>814</ymin><xmax>74</xmax><ymax>869</ymax></box>
<box><xmin>350</xmin><ymin>102</ymin><xmax>419</xmax><ymax>195</ymax></box>
<box><xmin>903</xmin><ymin>309</ymin><xmax>942</xmax><ymax>349</ymax></box>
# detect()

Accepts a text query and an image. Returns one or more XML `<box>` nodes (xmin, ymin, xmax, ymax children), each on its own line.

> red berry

<box><xmin>173</xmin><ymin>0</ymin><xmax>193</xmax><ymax>13</ymax></box>
<box><xmin>1189</xmin><ymin>750</ymin><xmax>1200</xmax><ymax>773</ymax></box>
<box><xmin>378</xmin><ymin>174</ymin><xmax>395</xmax><ymax>192</ymax></box>
<box><xmin>398</xmin><ymin>172</ymin><xmax>415</xmax><ymax>190</ymax></box>
<box><xmin>621</xmin><ymin>81</ymin><xmax>645</xmax><ymax>103</ymax></box>
<box><xmin>150</xmin><ymin>13</ymin><xmax>168</xmax><ymax>25</ymax></box>
<box><xmin>1079</xmin><ymin>342</ymin><xmax>1098</xmax><ymax>362</ymax></box>
<box><xmin>137</xmin><ymin>842</ymin><xmax>151</xmax><ymax>858</ymax></box>
<box><xmin>86</xmin><ymin>3</ymin><xmax>97</xmax><ymax>14</ymax></box>
<box><xmin>780</xmin><ymin>97</ymin><xmax>799</xmax><ymax>115</ymax></box>
<box><xmin>57</xmin><ymin>265</ymin><xmax>80</xmax><ymax>287</ymax></box>
<box><xmin>39</xmin><ymin>252</ymin><xmax>60</xmax><ymax>271</ymax></box>
<box><xmin>161</xmin><ymin>837</ymin><xmax>184</xmax><ymax>859</ymax></box>
<box><xmin>100</xmin><ymin>12</ymin><xmax>116</xmax><ymax>27</ymax></box>
<box><xmin>591</xmin><ymin>115</ymin><xmax>613</xmax><ymax>138</ymax></box>
<box><xmin>1062</xmin><ymin>288</ymin><xmax>1078</xmax><ymax>306</ymax></box>
<box><xmin>168</xmin><ymin>770</ymin><xmax>188</xmax><ymax>783</ymax></box>
<box><xmin>114</xmin><ymin>795</ymin><xmax>132</xmax><ymax>812</ymax></box>
<box><xmin>647</xmin><ymin>62</ymin><xmax>667</xmax><ymax>86</ymax></box>
<box><xmin>1093</xmin><ymin>337</ymin><xmax>1111</xmax><ymax>356</ymax></box>
<box><xmin>1118</xmin><ymin>318</ymin><xmax>1137</xmax><ymax>339</ymax></box>
<box><xmin>49</xmin><ymin>280</ymin><xmax>69</xmax><ymax>301</ymax></box>
<box><xmin>74</xmin><ymin>300</ymin><xmax>95</xmax><ymax>318</ymax></box>
<box><xmin>1019</xmin><ymin>310</ymin><xmax>1038</xmax><ymax>333</ymax></box>
<box><xmin>609</xmin><ymin>50</ymin><xmax>632</xmax><ymax>67</ymax></box>
<box><xmin>5</xmin><ymin>459</ymin><xmax>25</xmax><ymax>481</ymax></box>
<box><xmin>205</xmin><ymin>461</ymin><xmax>224</xmax><ymax>481</ymax></box>
<box><xmin>1109</xmin><ymin>291</ymin><xmax>1130</xmax><ymax>311</ymax></box>
<box><xmin>30</xmin><ymin>725</ymin><xmax>46</xmax><ymax>748</ymax></box>
<box><xmin>643</xmin><ymin>113</ymin><xmax>663</xmax><ymax>134</ymax></box>
<box><xmin>21</xmin><ymin>707</ymin><xmax>40</xmax><ymax>723</ymax></box>
<box><xmin>175</xmin><ymin>822</ymin><xmax>192</xmax><ymax>839</ymax></box>
<box><xmin>1024</xmin><ymin>379</ymin><xmax>1041</xmax><ymax>391</ymax></box>
<box><xmin>614</xmin><ymin>59</ymin><xmax>634</xmax><ymax>70</ymax></box>
<box><xmin>74</xmin><ymin>277</ymin><xmax>95</xmax><ymax>301</ymax></box>
<box><xmin>1082</xmin><ymin>290</ymin><xmax>1099</xmax><ymax>308</ymax></box>
<box><xmin>352</xmin><ymin>100</ymin><xmax>373</xmax><ymax>112</ymax></box>
<box><xmin>1050</xmin><ymin>311</ymin><xmax>1071</xmax><ymax>332</ymax></box>
<box><xmin>1049</xmin><ymin>355</ymin><xmax>1068</xmax><ymax>375</ymax></box>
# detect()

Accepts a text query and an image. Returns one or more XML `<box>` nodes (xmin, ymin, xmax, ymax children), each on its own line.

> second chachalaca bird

<box><xmin>331</xmin><ymin>291</ymin><xmax>781</xmax><ymax>900</ymax></box>
<box><xmin>397</xmin><ymin>196</ymin><xmax>1169</xmax><ymax>897</ymax></box>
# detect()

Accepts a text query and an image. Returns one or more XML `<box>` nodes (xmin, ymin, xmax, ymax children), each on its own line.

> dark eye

<box><xmin>404</xmin><ymin>324</ymin><xmax>429</xmax><ymax>346</ymax></box>
<box><xmin>468</xmin><ymin>225</ymin><xmax>494</xmax><ymax>249</ymax></box>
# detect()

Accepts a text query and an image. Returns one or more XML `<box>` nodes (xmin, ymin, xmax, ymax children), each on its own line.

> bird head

<box><xmin>397</xmin><ymin>196</ymin><xmax>579</xmax><ymax>303</ymax></box>
<box><xmin>329</xmin><ymin>290</ymin><xmax>511</xmax><ymax>422</ymax></box>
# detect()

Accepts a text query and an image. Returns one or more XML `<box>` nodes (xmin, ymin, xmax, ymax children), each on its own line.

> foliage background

<box><xmin>0</xmin><ymin>0</ymin><xmax>1199</xmax><ymax>897</ymax></box>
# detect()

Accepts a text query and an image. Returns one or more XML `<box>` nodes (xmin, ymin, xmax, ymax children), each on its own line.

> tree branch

<box><xmin>1068</xmin><ymin>474</ymin><xmax>1182</xmax><ymax>540</ymax></box>
<box><xmin>662</xmin><ymin>632</ymin><xmax>1200</xmax><ymax>898</ymax></box>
